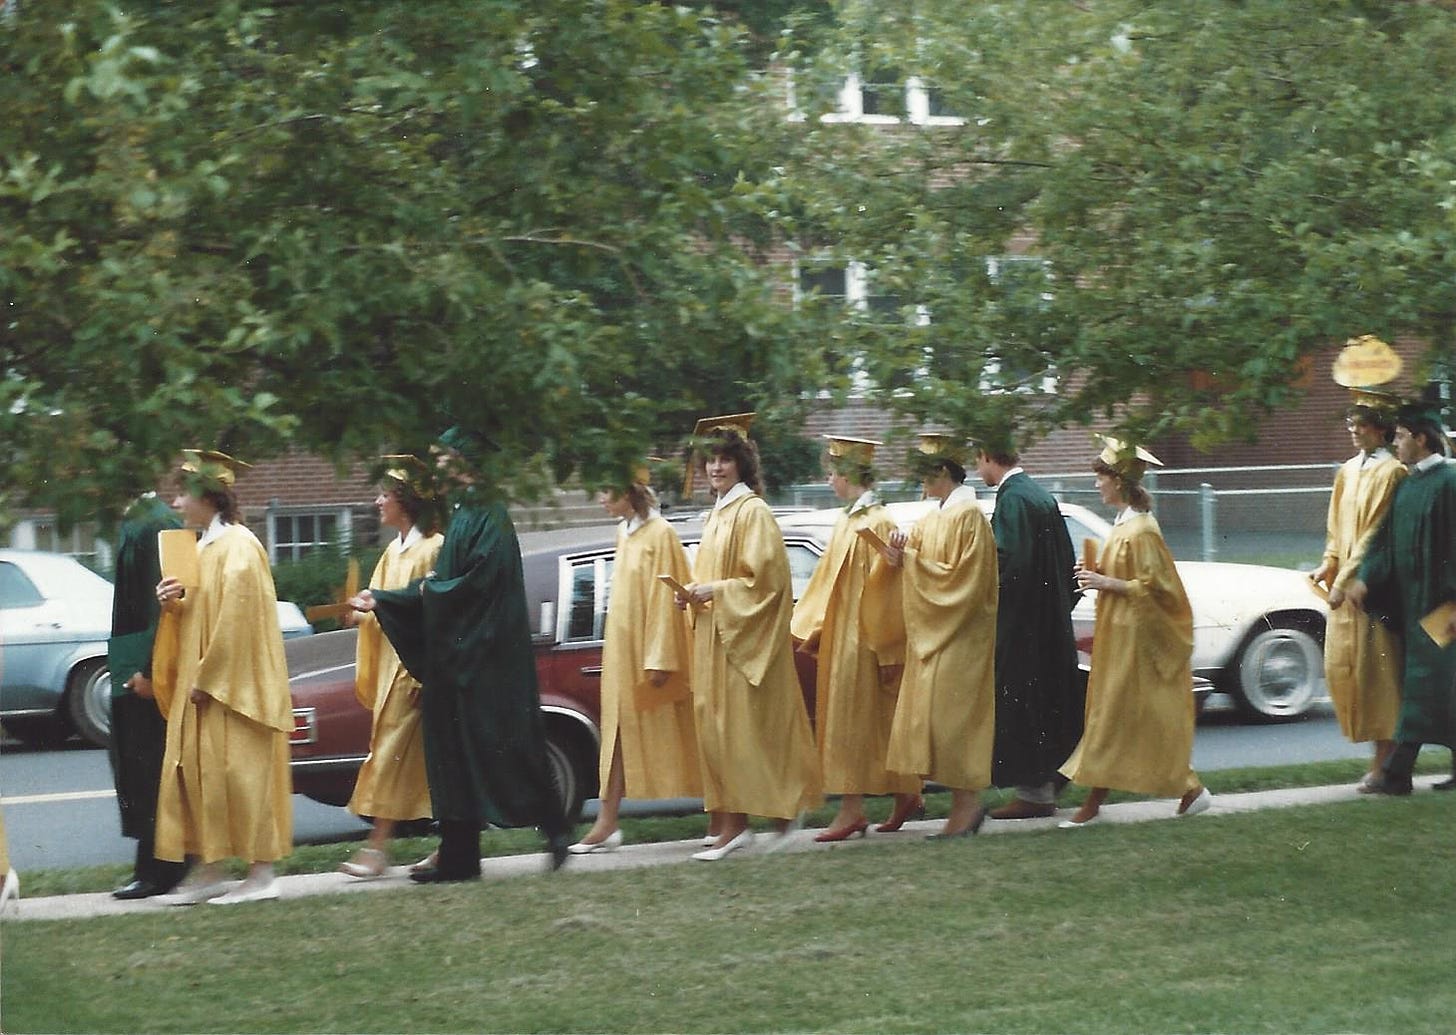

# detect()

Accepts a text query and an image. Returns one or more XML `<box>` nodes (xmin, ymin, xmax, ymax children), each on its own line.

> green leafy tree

<box><xmin>1</xmin><ymin>0</ymin><xmax>831</xmax><ymax>525</ymax></box>
<box><xmin>773</xmin><ymin>0</ymin><xmax>1456</xmax><ymax>447</ymax></box>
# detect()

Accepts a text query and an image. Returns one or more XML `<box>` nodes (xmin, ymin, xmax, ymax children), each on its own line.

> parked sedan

<box><xmin>782</xmin><ymin>499</ymin><xmax>1327</xmax><ymax>721</ymax></box>
<box><xmin>0</xmin><ymin>548</ymin><xmax>313</xmax><ymax>748</ymax></box>
<box><xmin>286</xmin><ymin>520</ymin><xmax>827</xmax><ymax>818</ymax></box>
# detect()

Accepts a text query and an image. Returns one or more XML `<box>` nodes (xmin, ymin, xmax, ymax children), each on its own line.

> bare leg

<box><xmin>712</xmin><ymin>812</ymin><xmax>749</xmax><ymax>847</ymax></box>
<box><xmin>579</xmin><ymin>742</ymin><xmax>625</xmax><ymax>846</ymax></box>
<box><xmin>1068</xmin><ymin>787</ymin><xmax>1108</xmax><ymax>824</ymax></box>
<box><xmin>1177</xmin><ymin>784</ymin><xmax>1207</xmax><ymax>814</ymax></box>
<box><xmin>1373</xmin><ymin>739</ymin><xmax>1395</xmax><ymax>777</ymax></box>
<box><xmin>826</xmin><ymin>793</ymin><xmax>866</xmax><ymax>832</ymax></box>
<box><xmin>939</xmin><ymin>789</ymin><xmax>984</xmax><ymax>836</ymax></box>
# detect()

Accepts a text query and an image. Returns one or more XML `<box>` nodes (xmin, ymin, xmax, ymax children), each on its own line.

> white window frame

<box><xmin>266</xmin><ymin>506</ymin><xmax>353</xmax><ymax>563</ymax></box>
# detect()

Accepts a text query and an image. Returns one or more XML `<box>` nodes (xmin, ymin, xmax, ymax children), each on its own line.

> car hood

<box><xmin>1175</xmin><ymin>561</ymin><xmax>1326</xmax><ymax>631</ymax></box>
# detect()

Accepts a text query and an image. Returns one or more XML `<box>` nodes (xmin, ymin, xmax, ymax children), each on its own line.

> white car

<box><xmin>0</xmin><ymin>548</ymin><xmax>313</xmax><ymax>748</ymax></box>
<box><xmin>777</xmin><ymin>499</ymin><xmax>1328</xmax><ymax>722</ymax></box>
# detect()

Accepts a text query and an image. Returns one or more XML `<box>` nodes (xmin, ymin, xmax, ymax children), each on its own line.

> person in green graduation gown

<box><xmin>349</xmin><ymin>427</ymin><xmax>571</xmax><ymax>880</ymax></box>
<box><xmin>1348</xmin><ymin>403</ymin><xmax>1456</xmax><ymax>795</ymax></box>
<box><xmin>107</xmin><ymin>492</ymin><xmax>190</xmax><ymax>899</ymax></box>
<box><xmin>975</xmin><ymin>439</ymin><xmax>1083</xmax><ymax>820</ymax></box>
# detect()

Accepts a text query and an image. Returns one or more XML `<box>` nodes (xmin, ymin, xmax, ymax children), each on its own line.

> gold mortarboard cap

<box><xmin>824</xmin><ymin>435</ymin><xmax>881</xmax><ymax>466</ymax></box>
<box><xmin>379</xmin><ymin>454</ymin><xmax>436</xmax><ymax>499</ymax></box>
<box><xmin>1096</xmin><ymin>436</ymin><xmax>1163</xmax><ymax>480</ymax></box>
<box><xmin>916</xmin><ymin>433</ymin><xmax>969</xmax><ymax>465</ymax></box>
<box><xmin>1333</xmin><ymin>334</ymin><xmax>1402</xmax><ymax>391</ymax></box>
<box><xmin>692</xmin><ymin>412</ymin><xmax>756</xmax><ymax>441</ymax></box>
<box><xmin>178</xmin><ymin>449</ymin><xmax>251</xmax><ymax>492</ymax></box>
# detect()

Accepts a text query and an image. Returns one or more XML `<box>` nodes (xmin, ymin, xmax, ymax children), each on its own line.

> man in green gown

<box><xmin>976</xmin><ymin>444</ymin><xmax>1084</xmax><ymax>819</ymax></box>
<box><xmin>107</xmin><ymin>493</ymin><xmax>189</xmax><ymax>899</ymax></box>
<box><xmin>353</xmin><ymin>428</ymin><xmax>570</xmax><ymax>880</ymax></box>
<box><xmin>1350</xmin><ymin>403</ymin><xmax>1456</xmax><ymax>794</ymax></box>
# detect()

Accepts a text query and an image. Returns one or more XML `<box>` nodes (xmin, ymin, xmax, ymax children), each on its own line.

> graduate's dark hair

<box><xmin>385</xmin><ymin>482</ymin><xmax>441</xmax><ymax>537</ymax></box>
<box><xmin>978</xmin><ymin>446</ymin><xmax>1020</xmax><ymax>468</ymax></box>
<box><xmin>1398</xmin><ymin>415</ymin><xmax>1450</xmax><ymax>458</ymax></box>
<box><xmin>1347</xmin><ymin>404</ymin><xmax>1396</xmax><ymax>443</ymax></box>
<box><xmin>700</xmin><ymin>429</ymin><xmax>765</xmax><ymax>496</ymax></box>
<box><xmin>200</xmin><ymin>487</ymin><xmax>241</xmax><ymax>525</ymax></box>
<box><xmin>1092</xmin><ymin>457</ymin><xmax>1152</xmax><ymax>513</ymax></box>
<box><xmin>908</xmin><ymin>450</ymin><xmax>966</xmax><ymax>485</ymax></box>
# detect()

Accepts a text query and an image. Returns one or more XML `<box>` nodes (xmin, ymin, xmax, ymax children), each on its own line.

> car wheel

<box><xmin>1231</xmin><ymin>619</ymin><xmax>1323</xmax><ymax>722</ymax></box>
<box><xmin>544</xmin><ymin>726</ymin><xmax>591</xmax><ymax>824</ymax></box>
<box><xmin>66</xmin><ymin>659</ymin><xmax>113</xmax><ymax>748</ymax></box>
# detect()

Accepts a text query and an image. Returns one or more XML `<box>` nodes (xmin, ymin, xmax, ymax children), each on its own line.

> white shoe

<box><xmin>338</xmin><ymin>848</ymin><xmax>388</xmax><ymax>880</ymax></box>
<box><xmin>0</xmin><ymin>868</ymin><xmax>19</xmax><ymax>914</ymax></box>
<box><xmin>692</xmin><ymin>829</ymin><xmax>753</xmax><ymax>861</ymax></box>
<box><xmin>409</xmin><ymin>851</ymin><xmax>438</xmax><ymax>875</ymax></box>
<box><xmin>567</xmin><ymin>829</ymin><xmax>623</xmax><ymax>855</ymax></box>
<box><xmin>701</xmin><ymin>835</ymin><xmax>718</xmax><ymax>848</ymax></box>
<box><xmin>210</xmin><ymin>879</ymin><xmax>280</xmax><ymax>906</ymax></box>
<box><xmin>158</xmin><ymin>879</ymin><xmax>234</xmax><ymax>905</ymax></box>
<box><xmin>1178</xmin><ymin>788</ymin><xmax>1213</xmax><ymax>818</ymax></box>
<box><xmin>761</xmin><ymin>813</ymin><xmax>806</xmax><ymax>854</ymax></box>
<box><xmin>1057</xmin><ymin>815</ymin><xmax>1099</xmax><ymax>830</ymax></box>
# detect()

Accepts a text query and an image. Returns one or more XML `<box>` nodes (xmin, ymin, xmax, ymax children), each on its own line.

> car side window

<box><xmin>562</xmin><ymin>555</ymin><xmax>613</xmax><ymax>644</ymax></box>
<box><xmin>0</xmin><ymin>562</ymin><xmax>44</xmax><ymax>609</ymax></box>
<box><xmin>784</xmin><ymin>542</ymin><xmax>821</xmax><ymax>602</ymax></box>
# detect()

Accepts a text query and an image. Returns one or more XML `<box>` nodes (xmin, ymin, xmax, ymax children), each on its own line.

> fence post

<box><xmin>1200</xmin><ymin>482</ymin><xmax>1216</xmax><ymax>562</ymax></box>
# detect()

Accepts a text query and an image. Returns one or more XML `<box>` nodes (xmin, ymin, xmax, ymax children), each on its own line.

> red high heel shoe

<box><xmin>814</xmin><ymin>819</ymin><xmax>869</xmax><ymax>843</ymax></box>
<box><xmin>875</xmin><ymin>795</ymin><xmax>925</xmax><ymax>833</ymax></box>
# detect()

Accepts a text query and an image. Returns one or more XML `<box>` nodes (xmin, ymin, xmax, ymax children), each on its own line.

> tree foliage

<box><xmin>6</xmin><ymin>0</ymin><xmax>1456</xmax><ymax>526</ymax></box>
<box><xmin>777</xmin><ymin>0</ymin><xmax>1456</xmax><ymax>448</ymax></box>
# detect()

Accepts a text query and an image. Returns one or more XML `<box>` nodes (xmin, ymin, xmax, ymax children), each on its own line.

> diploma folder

<box><xmin>1420</xmin><ymin>601</ymin><xmax>1456</xmax><ymax>648</ymax></box>
<box><xmin>1081</xmin><ymin>537</ymin><xmax>1099</xmax><ymax>574</ymax></box>
<box><xmin>157</xmin><ymin>529</ymin><xmax>200</xmax><ymax>589</ymax></box>
<box><xmin>656</xmin><ymin>573</ymin><xmax>692</xmax><ymax>599</ymax></box>
<box><xmin>306</xmin><ymin>557</ymin><xmax>360</xmax><ymax>623</ymax></box>
<box><xmin>855</xmin><ymin>525</ymin><xmax>893</xmax><ymax>560</ymax></box>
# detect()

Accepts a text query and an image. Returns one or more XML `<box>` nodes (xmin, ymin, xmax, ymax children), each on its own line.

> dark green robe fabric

<box><xmin>990</xmin><ymin>472</ymin><xmax>1084</xmax><ymax>787</ymax></box>
<box><xmin>107</xmin><ymin>494</ymin><xmax>186</xmax><ymax>861</ymax></box>
<box><xmin>1359</xmin><ymin>460</ymin><xmax>1456</xmax><ymax>747</ymax></box>
<box><xmin>371</xmin><ymin>496</ymin><xmax>565</xmax><ymax>832</ymax></box>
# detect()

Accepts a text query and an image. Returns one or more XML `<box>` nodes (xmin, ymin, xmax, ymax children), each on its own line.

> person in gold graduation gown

<box><xmin>338</xmin><ymin>458</ymin><xmax>443</xmax><ymax>879</ymax></box>
<box><xmin>0</xmin><ymin>805</ymin><xmax>17</xmax><ymax>912</ymax></box>
<box><xmin>1059</xmin><ymin>439</ymin><xmax>1212</xmax><ymax>827</ymax></box>
<box><xmin>883</xmin><ymin>434</ymin><xmax>998</xmax><ymax>839</ymax></box>
<box><xmin>153</xmin><ymin>450</ymin><xmax>293</xmax><ymax>904</ymax></box>
<box><xmin>569</xmin><ymin>462</ymin><xmax>702</xmax><ymax>853</ymax></box>
<box><xmin>676</xmin><ymin>414</ymin><xmax>822</xmax><ymax>862</ymax></box>
<box><xmin>1309</xmin><ymin>394</ymin><xmax>1405</xmax><ymax>787</ymax></box>
<box><xmin>791</xmin><ymin>436</ymin><xmax>921</xmax><ymax>841</ymax></box>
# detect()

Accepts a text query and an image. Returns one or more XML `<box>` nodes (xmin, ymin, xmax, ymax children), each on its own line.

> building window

<box><xmin>267</xmin><ymin>507</ymin><xmax>351</xmax><ymax>562</ymax></box>
<box><xmin>810</xmin><ymin>71</ymin><xmax>967</xmax><ymax>127</ymax></box>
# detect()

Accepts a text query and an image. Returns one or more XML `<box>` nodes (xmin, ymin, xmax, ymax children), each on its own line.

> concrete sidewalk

<box><xmin>8</xmin><ymin>775</ymin><xmax>1445</xmax><ymax>923</ymax></box>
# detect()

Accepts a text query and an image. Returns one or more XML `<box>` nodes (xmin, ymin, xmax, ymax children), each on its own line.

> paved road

<box><xmin>0</xmin><ymin>702</ymin><xmax>1362</xmax><ymax>873</ymax></box>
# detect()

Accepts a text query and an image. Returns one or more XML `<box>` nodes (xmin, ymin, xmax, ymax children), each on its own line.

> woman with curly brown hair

<box><xmin>675</xmin><ymin>414</ymin><xmax>821</xmax><ymax>861</ymax></box>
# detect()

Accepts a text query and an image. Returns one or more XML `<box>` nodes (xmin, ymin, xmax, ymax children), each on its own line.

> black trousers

<box><xmin>108</xmin><ymin>693</ymin><xmax>187</xmax><ymax>889</ymax></box>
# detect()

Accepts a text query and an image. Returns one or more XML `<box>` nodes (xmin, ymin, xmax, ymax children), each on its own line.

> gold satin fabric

<box><xmin>692</xmin><ymin>493</ymin><xmax>822</xmax><ymax>819</ymax></box>
<box><xmin>598</xmin><ymin>516</ymin><xmax>703</xmax><ymax>799</ymax></box>
<box><xmin>791</xmin><ymin>504</ymin><xmax>920</xmax><ymax>795</ymax></box>
<box><xmin>347</xmin><ymin>533</ymin><xmax>442</xmax><ymax>821</ymax></box>
<box><xmin>155</xmin><ymin>525</ymin><xmax>292</xmax><ymax>863</ymax></box>
<box><xmin>1322</xmin><ymin>454</ymin><xmax>1405</xmax><ymax>742</ymax></box>
<box><xmin>885</xmin><ymin>494</ymin><xmax>998</xmax><ymax>790</ymax></box>
<box><xmin>1061</xmin><ymin>512</ymin><xmax>1201</xmax><ymax>797</ymax></box>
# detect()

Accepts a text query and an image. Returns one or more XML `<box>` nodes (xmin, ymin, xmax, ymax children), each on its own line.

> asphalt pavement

<box><xmin>8</xmin><ymin>775</ymin><xmax>1445</xmax><ymax>924</ymax></box>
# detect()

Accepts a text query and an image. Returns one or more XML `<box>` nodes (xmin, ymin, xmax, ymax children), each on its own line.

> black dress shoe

<box><xmin>548</xmin><ymin>836</ymin><xmax>570</xmax><ymax>872</ymax></box>
<box><xmin>1434</xmin><ymin>776</ymin><xmax>1456</xmax><ymax>792</ymax></box>
<box><xmin>1360</xmin><ymin>774</ymin><xmax>1414</xmax><ymax>796</ymax></box>
<box><xmin>408</xmin><ymin>866</ymin><xmax>480</xmax><ymax>884</ymax></box>
<box><xmin>113</xmin><ymin>879</ymin><xmax>166</xmax><ymax>900</ymax></box>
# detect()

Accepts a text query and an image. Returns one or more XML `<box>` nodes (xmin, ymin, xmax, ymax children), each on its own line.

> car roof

<box><xmin>0</xmin><ymin>548</ymin><xmax>114</xmax><ymax>590</ymax></box>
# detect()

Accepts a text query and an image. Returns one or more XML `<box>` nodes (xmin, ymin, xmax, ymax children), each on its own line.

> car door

<box><xmin>0</xmin><ymin>559</ymin><xmax>70</xmax><ymax>711</ymax></box>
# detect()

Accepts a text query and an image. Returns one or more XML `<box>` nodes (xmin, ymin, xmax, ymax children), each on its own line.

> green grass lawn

<box><xmin>6</xmin><ymin>785</ymin><xmax>1456</xmax><ymax>1034</ymax></box>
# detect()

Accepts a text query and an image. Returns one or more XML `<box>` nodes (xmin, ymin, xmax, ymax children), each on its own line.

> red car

<box><xmin>286</xmin><ymin>519</ymin><xmax>827</xmax><ymax>819</ymax></box>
